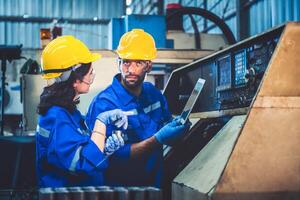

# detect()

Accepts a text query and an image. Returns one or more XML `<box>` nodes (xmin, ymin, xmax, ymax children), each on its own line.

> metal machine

<box><xmin>163</xmin><ymin>22</ymin><xmax>300</xmax><ymax>200</ymax></box>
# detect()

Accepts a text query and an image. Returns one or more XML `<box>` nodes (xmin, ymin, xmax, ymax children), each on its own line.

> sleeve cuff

<box><xmin>112</xmin><ymin>144</ymin><xmax>131</xmax><ymax>161</ymax></box>
<box><xmin>81</xmin><ymin>140</ymin><xmax>108</xmax><ymax>169</ymax></box>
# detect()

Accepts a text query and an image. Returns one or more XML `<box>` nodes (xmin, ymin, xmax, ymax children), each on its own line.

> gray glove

<box><xmin>104</xmin><ymin>132</ymin><xmax>125</xmax><ymax>156</ymax></box>
<box><xmin>96</xmin><ymin>109</ymin><xmax>128</xmax><ymax>129</ymax></box>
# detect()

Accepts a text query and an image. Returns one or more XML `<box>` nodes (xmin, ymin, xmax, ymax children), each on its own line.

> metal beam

<box><xmin>0</xmin><ymin>16</ymin><xmax>110</xmax><ymax>25</ymax></box>
<box><xmin>203</xmin><ymin>0</ymin><xmax>208</xmax><ymax>33</ymax></box>
<box><xmin>157</xmin><ymin>0</ymin><xmax>164</xmax><ymax>15</ymax></box>
<box><xmin>236</xmin><ymin>0</ymin><xmax>250</xmax><ymax>40</ymax></box>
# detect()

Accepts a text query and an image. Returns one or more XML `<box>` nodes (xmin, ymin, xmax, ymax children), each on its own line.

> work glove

<box><xmin>96</xmin><ymin>109</ymin><xmax>128</xmax><ymax>130</ymax></box>
<box><xmin>154</xmin><ymin>116</ymin><xmax>191</xmax><ymax>146</ymax></box>
<box><xmin>104</xmin><ymin>132</ymin><xmax>125</xmax><ymax>156</ymax></box>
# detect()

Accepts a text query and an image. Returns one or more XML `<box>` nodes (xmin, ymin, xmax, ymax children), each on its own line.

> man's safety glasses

<box><xmin>119</xmin><ymin>59</ymin><xmax>149</xmax><ymax>69</ymax></box>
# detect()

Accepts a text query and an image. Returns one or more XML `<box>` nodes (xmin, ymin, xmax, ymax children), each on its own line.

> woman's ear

<box><xmin>73</xmin><ymin>80</ymin><xmax>81</xmax><ymax>89</ymax></box>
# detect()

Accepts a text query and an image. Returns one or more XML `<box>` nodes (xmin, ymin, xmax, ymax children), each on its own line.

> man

<box><xmin>86</xmin><ymin>29</ymin><xmax>189</xmax><ymax>187</ymax></box>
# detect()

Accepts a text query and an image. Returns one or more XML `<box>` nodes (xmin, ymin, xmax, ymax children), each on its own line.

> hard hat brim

<box><xmin>81</xmin><ymin>52</ymin><xmax>101</xmax><ymax>64</ymax></box>
<box><xmin>89</xmin><ymin>53</ymin><xmax>101</xmax><ymax>63</ymax></box>
<box><xmin>42</xmin><ymin>72</ymin><xmax>63</xmax><ymax>79</ymax></box>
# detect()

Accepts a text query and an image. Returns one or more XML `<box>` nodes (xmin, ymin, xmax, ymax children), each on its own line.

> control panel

<box><xmin>217</xmin><ymin>39</ymin><xmax>278</xmax><ymax>109</ymax></box>
<box><xmin>164</xmin><ymin>25</ymin><xmax>283</xmax><ymax>114</ymax></box>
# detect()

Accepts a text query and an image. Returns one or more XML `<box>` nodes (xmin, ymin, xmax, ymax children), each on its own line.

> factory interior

<box><xmin>0</xmin><ymin>0</ymin><xmax>299</xmax><ymax>199</ymax></box>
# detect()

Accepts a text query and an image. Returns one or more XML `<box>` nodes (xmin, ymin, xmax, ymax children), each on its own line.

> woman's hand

<box><xmin>96</xmin><ymin>109</ymin><xmax>128</xmax><ymax>130</ymax></box>
<box><xmin>104</xmin><ymin>132</ymin><xmax>125</xmax><ymax>156</ymax></box>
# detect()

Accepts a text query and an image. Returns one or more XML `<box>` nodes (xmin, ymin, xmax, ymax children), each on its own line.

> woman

<box><xmin>36</xmin><ymin>36</ymin><xmax>126</xmax><ymax>187</ymax></box>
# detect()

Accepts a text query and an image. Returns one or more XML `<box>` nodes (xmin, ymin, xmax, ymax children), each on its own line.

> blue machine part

<box><xmin>108</xmin><ymin>15</ymin><xmax>166</xmax><ymax>49</ymax></box>
<box><xmin>234</xmin><ymin>50</ymin><xmax>247</xmax><ymax>87</ymax></box>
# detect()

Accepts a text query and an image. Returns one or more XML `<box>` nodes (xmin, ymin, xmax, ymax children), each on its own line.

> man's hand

<box><xmin>154</xmin><ymin>117</ymin><xmax>191</xmax><ymax>146</ymax></box>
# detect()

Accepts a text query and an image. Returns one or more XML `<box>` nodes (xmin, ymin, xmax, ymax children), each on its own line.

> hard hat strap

<box><xmin>45</xmin><ymin>64</ymin><xmax>82</xmax><ymax>83</ymax></box>
<box><xmin>42</xmin><ymin>67</ymin><xmax>71</xmax><ymax>74</ymax></box>
<box><xmin>54</xmin><ymin>70</ymin><xmax>72</xmax><ymax>83</ymax></box>
<box><xmin>42</xmin><ymin>64</ymin><xmax>82</xmax><ymax>74</ymax></box>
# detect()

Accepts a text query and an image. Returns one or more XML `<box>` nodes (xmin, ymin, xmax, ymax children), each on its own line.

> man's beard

<box><xmin>121</xmin><ymin>72</ymin><xmax>146</xmax><ymax>89</ymax></box>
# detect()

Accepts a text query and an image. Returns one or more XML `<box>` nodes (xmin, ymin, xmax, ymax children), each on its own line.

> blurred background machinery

<box><xmin>0</xmin><ymin>0</ymin><xmax>299</xmax><ymax>200</ymax></box>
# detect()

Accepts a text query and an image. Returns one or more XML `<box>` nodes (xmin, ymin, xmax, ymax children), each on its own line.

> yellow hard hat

<box><xmin>41</xmin><ymin>35</ymin><xmax>101</xmax><ymax>79</ymax></box>
<box><xmin>116</xmin><ymin>29</ymin><xmax>157</xmax><ymax>60</ymax></box>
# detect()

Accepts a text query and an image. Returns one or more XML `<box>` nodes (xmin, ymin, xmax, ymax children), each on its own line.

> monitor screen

<box><xmin>217</xmin><ymin>55</ymin><xmax>232</xmax><ymax>91</ymax></box>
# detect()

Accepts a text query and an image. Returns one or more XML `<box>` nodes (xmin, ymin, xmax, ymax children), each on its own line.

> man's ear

<box><xmin>145</xmin><ymin>61</ymin><xmax>152</xmax><ymax>73</ymax></box>
<box><xmin>117</xmin><ymin>59</ymin><xmax>122</xmax><ymax>72</ymax></box>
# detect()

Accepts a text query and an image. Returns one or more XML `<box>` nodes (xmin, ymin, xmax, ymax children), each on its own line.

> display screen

<box><xmin>217</xmin><ymin>55</ymin><xmax>231</xmax><ymax>91</ymax></box>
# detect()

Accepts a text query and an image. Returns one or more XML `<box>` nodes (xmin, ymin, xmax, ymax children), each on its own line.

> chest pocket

<box><xmin>128</xmin><ymin>115</ymin><xmax>141</xmax><ymax>129</ymax></box>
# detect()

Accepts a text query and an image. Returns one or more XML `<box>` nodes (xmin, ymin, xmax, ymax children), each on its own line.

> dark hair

<box><xmin>37</xmin><ymin>63</ymin><xmax>91</xmax><ymax>115</ymax></box>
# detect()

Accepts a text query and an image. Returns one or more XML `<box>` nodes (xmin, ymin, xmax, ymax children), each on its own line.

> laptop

<box><xmin>179</xmin><ymin>78</ymin><xmax>206</xmax><ymax>124</ymax></box>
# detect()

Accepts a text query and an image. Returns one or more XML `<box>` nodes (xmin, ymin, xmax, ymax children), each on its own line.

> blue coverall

<box><xmin>86</xmin><ymin>74</ymin><xmax>172</xmax><ymax>187</ymax></box>
<box><xmin>36</xmin><ymin>106</ymin><xmax>108</xmax><ymax>187</ymax></box>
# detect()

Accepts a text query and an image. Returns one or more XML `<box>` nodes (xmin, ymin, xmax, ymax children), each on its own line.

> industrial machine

<box><xmin>163</xmin><ymin>22</ymin><xmax>300</xmax><ymax>200</ymax></box>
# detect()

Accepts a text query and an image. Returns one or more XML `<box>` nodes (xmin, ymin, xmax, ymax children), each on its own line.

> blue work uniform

<box><xmin>36</xmin><ymin>106</ymin><xmax>108</xmax><ymax>188</ymax></box>
<box><xmin>86</xmin><ymin>74</ymin><xmax>172</xmax><ymax>187</ymax></box>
